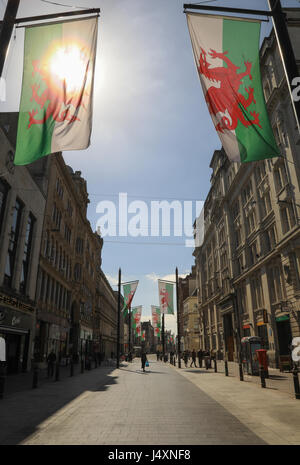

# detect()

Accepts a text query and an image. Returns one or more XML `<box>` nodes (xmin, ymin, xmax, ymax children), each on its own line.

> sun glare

<box><xmin>49</xmin><ymin>44</ymin><xmax>89</xmax><ymax>92</ymax></box>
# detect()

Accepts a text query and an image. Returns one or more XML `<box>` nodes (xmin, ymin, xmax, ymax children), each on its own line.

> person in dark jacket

<box><xmin>47</xmin><ymin>350</ymin><xmax>56</xmax><ymax>378</ymax></box>
<box><xmin>197</xmin><ymin>349</ymin><xmax>203</xmax><ymax>368</ymax></box>
<box><xmin>183</xmin><ymin>351</ymin><xmax>189</xmax><ymax>368</ymax></box>
<box><xmin>190</xmin><ymin>349</ymin><xmax>197</xmax><ymax>367</ymax></box>
<box><xmin>141</xmin><ymin>352</ymin><xmax>148</xmax><ymax>372</ymax></box>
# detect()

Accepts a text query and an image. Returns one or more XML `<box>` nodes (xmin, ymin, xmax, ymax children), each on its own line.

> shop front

<box><xmin>80</xmin><ymin>326</ymin><xmax>93</xmax><ymax>359</ymax></box>
<box><xmin>48</xmin><ymin>324</ymin><xmax>69</xmax><ymax>361</ymax></box>
<box><xmin>34</xmin><ymin>312</ymin><xmax>70</xmax><ymax>364</ymax></box>
<box><xmin>276</xmin><ymin>314</ymin><xmax>292</xmax><ymax>371</ymax></box>
<box><xmin>0</xmin><ymin>300</ymin><xmax>35</xmax><ymax>374</ymax></box>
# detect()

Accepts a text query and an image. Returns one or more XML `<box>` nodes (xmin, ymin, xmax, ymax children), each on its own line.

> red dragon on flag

<box><xmin>160</xmin><ymin>289</ymin><xmax>169</xmax><ymax>312</ymax></box>
<box><xmin>198</xmin><ymin>48</ymin><xmax>262</xmax><ymax>133</ymax></box>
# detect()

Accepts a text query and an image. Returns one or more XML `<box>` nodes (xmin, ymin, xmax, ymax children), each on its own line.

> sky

<box><xmin>1</xmin><ymin>0</ymin><xmax>300</xmax><ymax>335</ymax></box>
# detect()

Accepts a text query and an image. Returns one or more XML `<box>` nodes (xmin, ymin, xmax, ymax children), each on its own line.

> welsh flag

<box><xmin>186</xmin><ymin>13</ymin><xmax>280</xmax><ymax>163</ymax></box>
<box><xmin>132</xmin><ymin>306</ymin><xmax>142</xmax><ymax>336</ymax></box>
<box><xmin>151</xmin><ymin>305</ymin><xmax>161</xmax><ymax>338</ymax></box>
<box><xmin>14</xmin><ymin>17</ymin><xmax>98</xmax><ymax>165</ymax></box>
<box><xmin>141</xmin><ymin>330</ymin><xmax>146</xmax><ymax>342</ymax></box>
<box><xmin>122</xmin><ymin>281</ymin><xmax>139</xmax><ymax>315</ymax></box>
<box><xmin>158</xmin><ymin>280</ymin><xmax>174</xmax><ymax>314</ymax></box>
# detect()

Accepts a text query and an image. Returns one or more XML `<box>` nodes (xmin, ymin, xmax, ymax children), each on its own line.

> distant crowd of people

<box><xmin>182</xmin><ymin>349</ymin><xmax>216</xmax><ymax>369</ymax></box>
<box><xmin>155</xmin><ymin>348</ymin><xmax>216</xmax><ymax>369</ymax></box>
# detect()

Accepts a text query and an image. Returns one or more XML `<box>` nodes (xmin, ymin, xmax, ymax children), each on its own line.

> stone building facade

<box><xmin>0</xmin><ymin>113</ymin><xmax>46</xmax><ymax>373</ymax></box>
<box><xmin>194</xmin><ymin>26</ymin><xmax>300</xmax><ymax>369</ymax></box>
<box><xmin>33</xmin><ymin>152</ymin><xmax>104</xmax><ymax>364</ymax></box>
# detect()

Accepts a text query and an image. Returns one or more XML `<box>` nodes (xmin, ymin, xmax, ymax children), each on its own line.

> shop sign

<box><xmin>0</xmin><ymin>307</ymin><xmax>32</xmax><ymax>328</ymax></box>
<box><xmin>0</xmin><ymin>293</ymin><xmax>34</xmax><ymax>313</ymax></box>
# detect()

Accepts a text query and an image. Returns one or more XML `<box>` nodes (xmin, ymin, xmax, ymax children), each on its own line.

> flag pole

<box><xmin>162</xmin><ymin>313</ymin><xmax>165</xmax><ymax>360</ymax></box>
<box><xmin>176</xmin><ymin>267</ymin><xmax>181</xmax><ymax>368</ymax></box>
<box><xmin>116</xmin><ymin>268</ymin><xmax>121</xmax><ymax>369</ymax></box>
<box><xmin>128</xmin><ymin>306</ymin><xmax>132</xmax><ymax>361</ymax></box>
<box><xmin>0</xmin><ymin>0</ymin><xmax>20</xmax><ymax>78</ymax></box>
<box><xmin>14</xmin><ymin>8</ymin><xmax>100</xmax><ymax>26</ymax></box>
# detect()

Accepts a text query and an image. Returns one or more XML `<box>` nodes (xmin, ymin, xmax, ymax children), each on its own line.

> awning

<box><xmin>276</xmin><ymin>315</ymin><xmax>290</xmax><ymax>322</ymax></box>
<box><xmin>0</xmin><ymin>325</ymin><xmax>29</xmax><ymax>335</ymax></box>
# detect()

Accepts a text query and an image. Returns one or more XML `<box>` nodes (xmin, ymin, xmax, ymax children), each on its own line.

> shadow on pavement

<box><xmin>0</xmin><ymin>365</ymin><xmax>118</xmax><ymax>445</ymax></box>
<box><xmin>119</xmin><ymin>368</ymin><xmax>166</xmax><ymax>375</ymax></box>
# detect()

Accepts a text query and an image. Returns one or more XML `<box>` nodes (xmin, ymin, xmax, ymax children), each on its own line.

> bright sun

<box><xmin>49</xmin><ymin>45</ymin><xmax>89</xmax><ymax>93</ymax></box>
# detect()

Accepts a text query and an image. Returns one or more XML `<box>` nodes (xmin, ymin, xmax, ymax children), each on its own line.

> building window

<box><xmin>56</xmin><ymin>178</ymin><xmax>64</xmax><ymax>199</ymax></box>
<box><xmin>264</xmin><ymin>225</ymin><xmax>277</xmax><ymax>253</ymax></box>
<box><xmin>74</xmin><ymin>263</ymin><xmax>82</xmax><ymax>281</ymax></box>
<box><xmin>237</xmin><ymin>282</ymin><xmax>248</xmax><ymax>314</ymax></box>
<box><xmin>260</xmin><ymin>190</ymin><xmax>272</xmax><ymax>218</ymax></box>
<box><xmin>249</xmin><ymin>241</ymin><xmax>258</xmax><ymax>266</ymax></box>
<box><xmin>4</xmin><ymin>198</ymin><xmax>23</xmax><ymax>287</ymax></box>
<box><xmin>76</xmin><ymin>237</ymin><xmax>84</xmax><ymax>254</ymax></box>
<box><xmin>246</xmin><ymin>209</ymin><xmax>256</xmax><ymax>235</ymax></box>
<box><xmin>268</xmin><ymin>265</ymin><xmax>284</xmax><ymax>303</ymax></box>
<box><xmin>40</xmin><ymin>271</ymin><xmax>46</xmax><ymax>302</ymax></box>
<box><xmin>20</xmin><ymin>213</ymin><xmax>35</xmax><ymax>294</ymax></box>
<box><xmin>255</xmin><ymin>163</ymin><xmax>266</xmax><ymax>185</ymax></box>
<box><xmin>64</xmin><ymin>225</ymin><xmax>71</xmax><ymax>243</ymax></box>
<box><xmin>242</xmin><ymin>181</ymin><xmax>253</xmax><ymax>206</ymax></box>
<box><xmin>0</xmin><ymin>179</ymin><xmax>9</xmax><ymax>236</ymax></box>
<box><xmin>250</xmin><ymin>276</ymin><xmax>264</xmax><ymax>310</ymax></box>
<box><xmin>273</xmin><ymin>162</ymin><xmax>288</xmax><ymax>193</ymax></box>
<box><xmin>280</xmin><ymin>205</ymin><xmax>296</xmax><ymax>235</ymax></box>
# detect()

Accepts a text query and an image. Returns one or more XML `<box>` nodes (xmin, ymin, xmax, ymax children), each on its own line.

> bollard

<box><xmin>214</xmin><ymin>358</ymin><xmax>217</xmax><ymax>373</ymax></box>
<box><xmin>292</xmin><ymin>367</ymin><xmax>300</xmax><ymax>400</ymax></box>
<box><xmin>32</xmin><ymin>363</ymin><xmax>39</xmax><ymax>389</ymax></box>
<box><xmin>259</xmin><ymin>366</ymin><xmax>266</xmax><ymax>388</ymax></box>
<box><xmin>55</xmin><ymin>362</ymin><xmax>60</xmax><ymax>381</ymax></box>
<box><xmin>70</xmin><ymin>359</ymin><xmax>74</xmax><ymax>377</ymax></box>
<box><xmin>224</xmin><ymin>360</ymin><xmax>229</xmax><ymax>376</ymax></box>
<box><xmin>239</xmin><ymin>362</ymin><xmax>244</xmax><ymax>381</ymax></box>
<box><xmin>81</xmin><ymin>358</ymin><xmax>84</xmax><ymax>373</ymax></box>
<box><xmin>0</xmin><ymin>362</ymin><xmax>6</xmax><ymax>398</ymax></box>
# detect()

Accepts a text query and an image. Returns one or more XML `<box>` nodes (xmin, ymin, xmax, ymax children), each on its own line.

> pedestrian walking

<box><xmin>198</xmin><ymin>349</ymin><xmax>203</xmax><ymax>368</ymax></box>
<box><xmin>141</xmin><ymin>352</ymin><xmax>148</xmax><ymax>372</ymax></box>
<box><xmin>190</xmin><ymin>349</ymin><xmax>197</xmax><ymax>368</ymax></box>
<box><xmin>156</xmin><ymin>351</ymin><xmax>160</xmax><ymax>361</ymax></box>
<box><xmin>47</xmin><ymin>350</ymin><xmax>56</xmax><ymax>378</ymax></box>
<box><xmin>183</xmin><ymin>351</ymin><xmax>188</xmax><ymax>368</ymax></box>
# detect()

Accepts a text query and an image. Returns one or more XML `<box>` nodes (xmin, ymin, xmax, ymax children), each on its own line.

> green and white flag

<box><xmin>132</xmin><ymin>306</ymin><xmax>142</xmax><ymax>336</ymax></box>
<box><xmin>151</xmin><ymin>305</ymin><xmax>161</xmax><ymax>338</ymax></box>
<box><xmin>158</xmin><ymin>280</ymin><xmax>174</xmax><ymax>315</ymax></box>
<box><xmin>14</xmin><ymin>17</ymin><xmax>98</xmax><ymax>165</ymax></box>
<box><xmin>186</xmin><ymin>13</ymin><xmax>280</xmax><ymax>163</ymax></box>
<box><xmin>122</xmin><ymin>281</ymin><xmax>139</xmax><ymax>316</ymax></box>
<box><xmin>141</xmin><ymin>330</ymin><xmax>146</xmax><ymax>342</ymax></box>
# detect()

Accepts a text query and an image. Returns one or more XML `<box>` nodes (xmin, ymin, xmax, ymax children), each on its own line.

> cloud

<box><xmin>146</xmin><ymin>272</ymin><xmax>189</xmax><ymax>283</ymax></box>
<box><xmin>105</xmin><ymin>274</ymin><xmax>119</xmax><ymax>286</ymax></box>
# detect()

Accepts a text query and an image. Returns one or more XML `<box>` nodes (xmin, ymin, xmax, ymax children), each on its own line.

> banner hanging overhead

<box><xmin>151</xmin><ymin>305</ymin><xmax>162</xmax><ymax>337</ymax></box>
<box><xmin>14</xmin><ymin>16</ymin><xmax>98</xmax><ymax>165</ymax></box>
<box><xmin>158</xmin><ymin>280</ymin><xmax>174</xmax><ymax>315</ymax></box>
<box><xmin>132</xmin><ymin>306</ymin><xmax>142</xmax><ymax>336</ymax></box>
<box><xmin>186</xmin><ymin>13</ymin><xmax>280</xmax><ymax>163</ymax></box>
<box><xmin>122</xmin><ymin>281</ymin><xmax>139</xmax><ymax>315</ymax></box>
